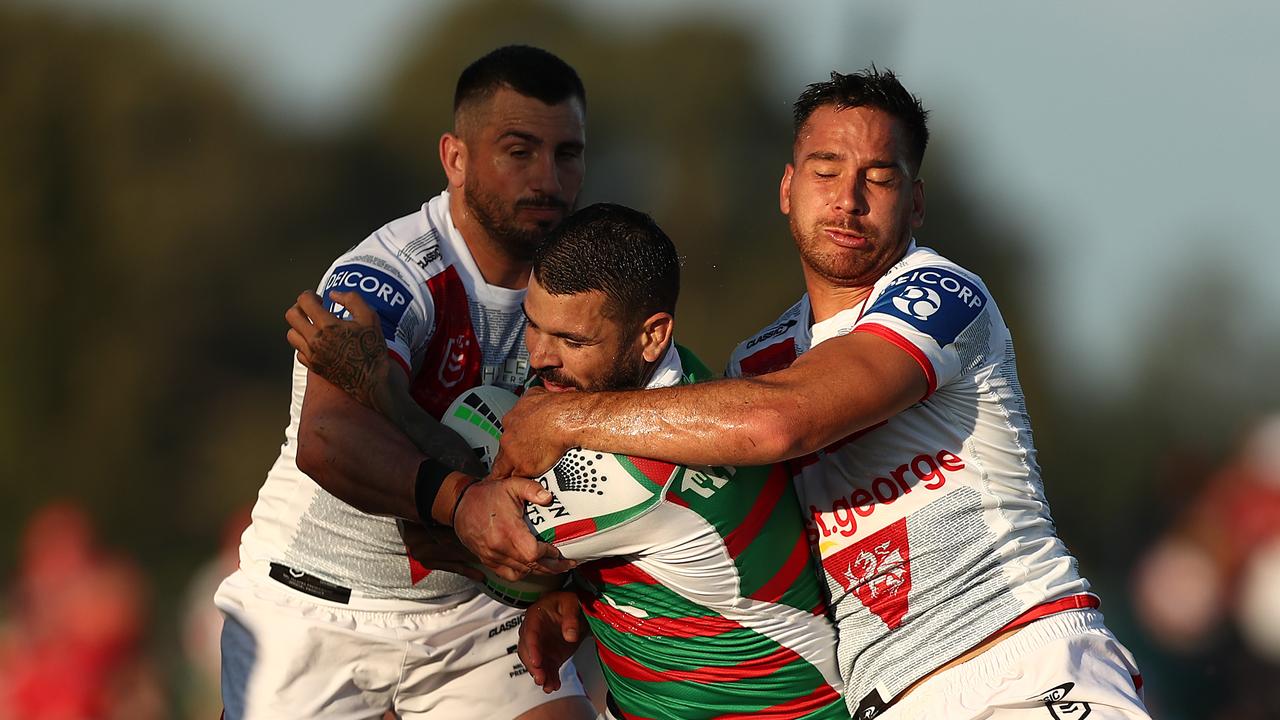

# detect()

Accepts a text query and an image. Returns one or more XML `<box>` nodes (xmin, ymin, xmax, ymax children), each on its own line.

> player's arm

<box><xmin>290</xmin><ymin>290</ymin><xmax>562</xmax><ymax>575</ymax></box>
<box><xmin>493</xmin><ymin>330</ymin><xmax>928</xmax><ymax>478</ymax></box>
<box><xmin>289</xmin><ymin>290</ymin><xmax>485</xmax><ymax>519</ymax></box>
<box><xmin>456</xmin><ymin>332</ymin><xmax>923</xmax><ymax>579</ymax></box>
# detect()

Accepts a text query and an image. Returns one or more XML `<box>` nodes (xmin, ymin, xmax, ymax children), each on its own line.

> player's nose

<box><xmin>527</xmin><ymin>337</ymin><xmax>557</xmax><ymax>369</ymax></box>
<box><xmin>832</xmin><ymin>176</ymin><xmax>869</xmax><ymax>216</ymax></box>
<box><xmin>528</xmin><ymin>154</ymin><xmax>562</xmax><ymax>196</ymax></box>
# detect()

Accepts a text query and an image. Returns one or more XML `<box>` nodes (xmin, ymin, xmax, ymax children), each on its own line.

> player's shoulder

<box><xmin>339</xmin><ymin>205</ymin><xmax>449</xmax><ymax>278</ymax></box>
<box><xmin>879</xmin><ymin>245</ymin><xmax>994</xmax><ymax>305</ymax></box>
<box><xmin>313</xmin><ymin>206</ymin><xmax>449</xmax><ymax>342</ymax></box>
<box><xmin>726</xmin><ymin>297</ymin><xmax>808</xmax><ymax>377</ymax></box>
<box><xmin>856</xmin><ymin>243</ymin><xmax>1006</xmax><ymax>356</ymax></box>
<box><xmin>869</xmin><ymin>245</ymin><xmax>998</xmax><ymax>319</ymax></box>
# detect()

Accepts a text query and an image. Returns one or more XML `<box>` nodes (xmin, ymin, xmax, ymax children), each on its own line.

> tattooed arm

<box><xmin>287</xmin><ymin>290</ymin><xmax>485</xmax><ymax>520</ymax></box>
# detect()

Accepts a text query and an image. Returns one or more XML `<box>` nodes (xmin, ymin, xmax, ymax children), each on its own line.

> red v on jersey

<box><xmin>410</xmin><ymin>265</ymin><xmax>484</xmax><ymax>420</ymax></box>
<box><xmin>823</xmin><ymin>518</ymin><xmax>912</xmax><ymax>629</ymax></box>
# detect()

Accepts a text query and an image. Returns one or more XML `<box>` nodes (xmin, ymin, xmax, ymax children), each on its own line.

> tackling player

<box><xmin>291</xmin><ymin>203</ymin><xmax>847</xmax><ymax>720</ymax></box>
<box><xmin>214</xmin><ymin>46</ymin><xmax>593</xmax><ymax>719</ymax></box>
<box><xmin>475</xmin><ymin>69</ymin><xmax>1153</xmax><ymax>719</ymax></box>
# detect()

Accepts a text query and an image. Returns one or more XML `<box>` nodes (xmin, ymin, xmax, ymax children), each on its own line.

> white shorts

<box><xmin>882</xmin><ymin>609</ymin><xmax>1150</xmax><ymax>720</ymax></box>
<box><xmin>214</xmin><ymin>569</ymin><xmax>586</xmax><ymax>720</ymax></box>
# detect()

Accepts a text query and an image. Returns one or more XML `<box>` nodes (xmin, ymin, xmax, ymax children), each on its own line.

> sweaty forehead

<box><xmin>527</xmin><ymin>279</ymin><xmax>614</xmax><ymax>329</ymax></box>
<box><xmin>794</xmin><ymin>105</ymin><xmax>904</xmax><ymax>163</ymax></box>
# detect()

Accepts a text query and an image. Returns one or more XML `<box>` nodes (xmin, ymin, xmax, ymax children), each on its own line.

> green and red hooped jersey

<box><xmin>526</xmin><ymin>346</ymin><xmax>845</xmax><ymax>720</ymax></box>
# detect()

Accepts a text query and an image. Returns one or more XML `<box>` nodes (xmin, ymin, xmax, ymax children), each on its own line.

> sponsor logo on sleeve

<box><xmin>322</xmin><ymin>264</ymin><xmax>412</xmax><ymax>342</ymax></box>
<box><xmin>870</xmin><ymin>266</ymin><xmax>986</xmax><ymax>346</ymax></box>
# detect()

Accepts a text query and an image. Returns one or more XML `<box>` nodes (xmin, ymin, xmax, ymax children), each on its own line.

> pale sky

<box><xmin>44</xmin><ymin>0</ymin><xmax>1280</xmax><ymax>393</ymax></box>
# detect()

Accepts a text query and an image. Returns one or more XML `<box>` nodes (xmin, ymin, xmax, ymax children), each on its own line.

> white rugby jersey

<box><xmin>238</xmin><ymin>190</ymin><xmax>528</xmax><ymax>607</ymax></box>
<box><xmin>727</xmin><ymin>242</ymin><xmax>1095</xmax><ymax>718</ymax></box>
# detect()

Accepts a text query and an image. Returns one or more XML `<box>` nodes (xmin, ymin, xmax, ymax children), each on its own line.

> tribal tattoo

<box><xmin>310</xmin><ymin>321</ymin><xmax>387</xmax><ymax>407</ymax></box>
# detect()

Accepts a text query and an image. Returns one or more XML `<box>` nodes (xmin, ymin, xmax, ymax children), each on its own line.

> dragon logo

<box><xmin>823</xmin><ymin>518</ymin><xmax>912</xmax><ymax>628</ymax></box>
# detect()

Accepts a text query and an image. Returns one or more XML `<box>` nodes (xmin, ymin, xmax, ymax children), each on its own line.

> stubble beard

<box><xmin>791</xmin><ymin>214</ymin><xmax>910</xmax><ymax>288</ymax></box>
<box><xmin>464</xmin><ymin>178</ymin><xmax>564</xmax><ymax>263</ymax></box>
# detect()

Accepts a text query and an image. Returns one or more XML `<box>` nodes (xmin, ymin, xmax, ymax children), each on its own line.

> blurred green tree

<box><xmin>0</xmin><ymin>6</ymin><xmax>335</xmax><ymax>570</ymax></box>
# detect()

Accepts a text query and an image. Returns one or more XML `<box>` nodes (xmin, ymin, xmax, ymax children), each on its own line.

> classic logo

<box><xmin>823</xmin><ymin>518</ymin><xmax>912</xmax><ymax>629</ymax></box>
<box><xmin>747</xmin><ymin>318</ymin><xmax>798</xmax><ymax>348</ymax></box>
<box><xmin>398</xmin><ymin>231</ymin><xmax>442</xmax><ymax>270</ymax></box>
<box><xmin>487</xmin><ymin>615</ymin><xmax>522</xmax><ymax>639</ymax></box>
<box><xmin>437</xmin><ymin>334</ymin><xmax>473</xmax><ymax>388</ymax></box>
<box><xmin>891</xmin><ymin>286</ymin><xmax>941</xmax><ymax>321</ymax></box>
<box><xmin>1033</xmin><ymin>682</ymin><xmax>1091</xmax><ymax>719</ymax></box>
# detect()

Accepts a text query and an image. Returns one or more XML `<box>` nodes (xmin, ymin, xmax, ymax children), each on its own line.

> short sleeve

<box><xmin>525</xmin><ymin>451</ymin><xmax>677</xmax><ymax>562</ymax></box>
<box><xmin>317</xmin><ymin>258</ymin><xmax>432</xmax><ymax>373</ymax></box>
<box><xmin>853</xmin><ymin>265</ymin><xmax>993</xmax><ymax>396</ymax></box>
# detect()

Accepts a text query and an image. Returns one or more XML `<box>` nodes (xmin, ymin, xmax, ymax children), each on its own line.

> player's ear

<box><xmin>779</xmin><ymin>163</ymin><xmax>795</xmax><ymax>216</ymax></box>
<box><xmin>440</xmin><ymin>132</ymin><xmax>467</xmax><ymax>189</ymax></box>
<box><xmin>637</xmin><ymin>312</ymin><xmax>674</xmax><ymax>363</ymax></box>
<box><xmin>910</xmin><ymin>178</ymin><xmax>925</xmax><ymax>228</ymax></box>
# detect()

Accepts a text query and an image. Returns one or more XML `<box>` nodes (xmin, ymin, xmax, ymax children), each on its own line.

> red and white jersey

<box><xmin>238</xmin><ymin>190</ymin><xmax>528</xmax><ymax>607</ymax></box>
<box><xmin>727</xmin><ymin>242</ymin><xmax>1094</xmax><ymax>718</ymax></box>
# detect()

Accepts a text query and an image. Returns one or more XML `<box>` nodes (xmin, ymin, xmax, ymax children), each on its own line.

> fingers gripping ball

<box><xmin>442</xmin><ymin>386</ymin><xmax>565</xmax><ymax>607</ymax></box>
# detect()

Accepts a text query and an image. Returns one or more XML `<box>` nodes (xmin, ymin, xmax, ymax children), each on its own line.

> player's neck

<box><xmin>804</xmin><ymin>269</ymin><xmax>875</xmax><ymax>324</ymax></box>
<box><xmin>450</xmin><ymin>195</ymin><xmax>532</xmax><ymax>290</ymax></box>
<box><xmin>463</xmin><ymin>230</ymin><xmax>532</xmax><ymax>290</ymax></box>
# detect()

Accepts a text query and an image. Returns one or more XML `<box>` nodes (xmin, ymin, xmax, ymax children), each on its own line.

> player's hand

<box><xmin>491</xmin><ymin>389</ymin><xmax>576</xmax><ymax>480</ymax></box>
<box><xmin>450</xmin><ymin>477</ymin><xmax>573</xmax><ymax>582</ymax></box>
<box><xmin>399</xmin><ymin>521</ymin><xmax>483</xmax><ymax>581</ymax></box>
<box><xmin>286</xmin><ymin>290</ymin><xmax>390</xmax><ymax>409</ymax></box>
<box><xmin>518</xmin><ymin>590</ymin><xmax>586</xmax><ymax>693</ymax></box>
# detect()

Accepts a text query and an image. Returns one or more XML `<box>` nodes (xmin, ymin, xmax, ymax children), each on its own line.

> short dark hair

<box><xmin>533</xmin><ymin>204</ymin><xmax>680</xmax><ymax>329</ymax></box>
<box><xmin>793</xmin><ymin>67</ymin><xmax>929</xmax><ymax>175</ymax></box>
<box><xmin>454</xmin><ymin>45</ymin><xmax>586</xmax><ymax>114</ymax></box>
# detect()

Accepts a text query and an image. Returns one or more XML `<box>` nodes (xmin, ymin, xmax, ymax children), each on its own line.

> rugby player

<box><xmin>477</xmin><ymin>69</ymin><xmax>1153</xmax><ymax>719</ymax></box>
<box><xmin>215</xmin><ymin>46</ymin><xmax>593</xmax><ymax>719</ymax></box>
<box><xmin>292</xmin><ymin>203</ymin><xmax>847</xmax><ymax>720</ymax></box>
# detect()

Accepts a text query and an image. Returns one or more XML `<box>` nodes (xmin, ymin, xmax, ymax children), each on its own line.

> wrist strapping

<box><xmin>414</xmin><ymin>458</ymin><xmax>455</xmax><ymax>526</ymax></box>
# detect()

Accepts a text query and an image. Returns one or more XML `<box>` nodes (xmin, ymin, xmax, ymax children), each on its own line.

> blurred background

<box><xmin>2</xmin><ymin>0</ymin><xmax>1278</xmax><ymax>717</ymax></box>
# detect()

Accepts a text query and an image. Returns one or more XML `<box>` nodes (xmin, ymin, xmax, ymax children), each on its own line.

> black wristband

<box><xmin>414</xmin><ymin>458</ymin><xmax>455</xmax><ymax>526</ymax></box>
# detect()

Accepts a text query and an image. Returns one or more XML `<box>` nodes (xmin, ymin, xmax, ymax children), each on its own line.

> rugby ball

<box><xmin>441</xmin><ymin>385</ymin><xmax>519</xmax><ymax>470</ymax></box>
<box><xmin>441</xmin><ymin>385</ymin><xmax>565</xmax><ymax>608</ymax></box>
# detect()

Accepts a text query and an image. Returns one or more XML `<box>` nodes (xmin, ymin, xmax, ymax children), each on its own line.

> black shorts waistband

<box><xmin>268</xmin><ymin>562</ymin><xmax>352</xmax><ymax>604</ymax></box>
